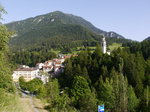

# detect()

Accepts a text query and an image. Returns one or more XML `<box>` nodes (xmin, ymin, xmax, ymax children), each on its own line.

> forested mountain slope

<box><xmin>6</xmin><ymin>11</ymin><xmax>132</xmax><ymax>51</ymax></box>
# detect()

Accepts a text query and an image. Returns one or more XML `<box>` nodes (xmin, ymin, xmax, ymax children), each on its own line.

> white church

<box><xmin>101</xmin><ymin>36</ymin><xmax>110</xmax><ymax>55</ymax></box>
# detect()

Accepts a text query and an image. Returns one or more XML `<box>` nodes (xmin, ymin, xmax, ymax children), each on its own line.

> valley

<box><xmin>0</xmin><ymin>3</ymin><xmax>149</xmax><ymax>112</ymax></box>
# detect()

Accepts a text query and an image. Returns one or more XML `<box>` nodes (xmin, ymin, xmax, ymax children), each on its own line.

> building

<box><xmin>12</xmin><ymin>67</ymin><xmax>39</xmax><ymax>82</ymax></box>
<box><xmin>12</xmin><ymin>54</ymin><xmax>74</xmax><ymax>82</ymax></box>
<box><xmin>36</xmin><ymin>63</ymin><xmax>44</xmax><ymax>69</ymax></box>
<box><xmin>45</xmin><ymin>60</ymin><xmax>53</xmax><ymax>66</ymax></box>
<box><xmin>102</xmin><ymin>36</ymin><xmax>106</xmax><ymax>54</ymax></box>
<box><xmin>101</xmin><ymin>36</ymin><xmax>110</xmax><ymax>55</ymax></box>
<box><xmin>42</xmin><ymin>66</ymin><xmax>53</xmax><ymax>72</ymax></box>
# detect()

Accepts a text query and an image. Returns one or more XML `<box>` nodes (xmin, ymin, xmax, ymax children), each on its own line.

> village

<box><xmin>12</xmin><ymin>36</ymin><xmax>108</xmax><ymax>84</ymax></box>
<box><xmin>12</xmin><ymin>54</ymin><xmax>74</xmax><ymax>84</ymax></box>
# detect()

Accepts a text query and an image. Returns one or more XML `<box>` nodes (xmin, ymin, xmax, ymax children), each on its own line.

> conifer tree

<box><xmin>127</xmin><ymin>85</ymin><xmax>139</xmax><ymax>112</ymax></box>
<box><xmin>92</xmin><ymin>44</ymin><xmax>102</xmax><ymax>59</ymax></box>
<box><xmin>71</xmin><ymin>76</ymin><xmax>97</xmax><ymax>111</ymax></box>
<box><xmin>46</xmin><ymin>79</ymin><xmax>60</xmax><ymax>105</ymax></box>
<box><xmin>82</xmin><ymin>66</ymin><xmax>89</xmax><ymax>79</ymax></box>
<box><xmin>101</xmin><ymin>65</ymin><xmax>108</xmax><ymax>79</ymax></box>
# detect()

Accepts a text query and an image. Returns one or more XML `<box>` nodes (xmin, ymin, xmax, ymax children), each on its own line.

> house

<box><xmin>55</xmin><ymin>61</ymin><xmax>62</xmax><ymax>66</ymax></box>
<box><xmin>58</xmin><ymin>54</ymin><xmax>65</xmax><ymax>58</ymax></box>
<box><xmin>12</xmin><ymin>54</ymin><xmax>75</xmax><ymax>82</ymax></box>
<box><xmin>44</xmin><ymin>60</ymin><xmax>53</xmax><ymax>66</ymax></box>
<box><xmin>42</xmin><ymin>66</ymin><xmax>53</xmax><ymax>72</ymax></box>
<box><xmin>54</xmin><ymin>66</ymin><xmax>61</xmax><ymax>74</ymax></box>
<box><xmin>58</xmin><ymin>58</ymin><xmax>65</xmax><ymax>63</ymax></box>
<box><xmin>12</xmin><ymin>67</ymin><xmax>39</xmax><ymax>82</ymax></box>
<box><xmin>36</xmin><ymin>63</ymin><xmax>44</xmax><ymax>69</ymax></box>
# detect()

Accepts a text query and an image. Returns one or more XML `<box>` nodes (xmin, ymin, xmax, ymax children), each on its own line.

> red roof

<box><xmin>43</xmin><ymin>66</ymin><xmax>52</xmax><ymax>68</ymax></box>
<box><xmin>55</xmin><ymin>61</ymin><xmax>62</xmax><ymax>64</ymax></box>
<box><xmin>47</xmin><ymin>60</ymin><xmax>52</xmax><ymax>62</ymax></box>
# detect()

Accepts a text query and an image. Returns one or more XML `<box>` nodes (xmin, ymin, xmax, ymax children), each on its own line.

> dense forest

<box><xmin>10</xmin><ymin>35</ymin><xmax>132</xmax><ymax>67</ymax></box>
<box><xmin>123</xmin><ymin>40</ymin><xmax>150</xmax><ymax>59</ymax></box>
<box><xmin>19</xmin><ymin>42</ymin><xmax>150</xmax><ymax>112</ymax></box>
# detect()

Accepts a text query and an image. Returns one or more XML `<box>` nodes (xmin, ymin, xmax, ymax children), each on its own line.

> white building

<box><xmin>55</xmin><ymin>61</ymin><xmax>62</xmax><ymax>66</ymax></box>
<box><xmin>45</xmin><ymin>60</ymin><xmax>53</xmax><ymax>66</ymax></box>
<box><xmin>102</xmin><ymin>36</ymin><xmax>106</xmax><ymax>54</ymax></box>
<box><xmin>12</xmin><ymin>67</ymin><xmax>39</xmax><ymax>82</ymax></box>
<box><xmin>101</xmin><ymin>36</ymin><xmax>111</xmax><ymax>55</ymax></box>
<box><xmin>42</xmin><ymin>66</ymin><xmax>53</xmax><ymax>72</ymax></box>
<box><xmin>36</xmin><ymin>63</ymin><xmax>44</xmax><ymax>69</ymax></box>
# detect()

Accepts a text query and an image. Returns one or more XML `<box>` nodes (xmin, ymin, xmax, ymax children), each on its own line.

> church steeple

<box><xmin>102</xmin><ymin>35</ymin><xmax>106</xmax><ymax>54</ymax></box>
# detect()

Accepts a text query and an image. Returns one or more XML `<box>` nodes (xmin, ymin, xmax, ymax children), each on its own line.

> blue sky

<box><xmin>0</xmin><ymin>0</ymin><xmax>150</xmax><ymax>41</ymax></box>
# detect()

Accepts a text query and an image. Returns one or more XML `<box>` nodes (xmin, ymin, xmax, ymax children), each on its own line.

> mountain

<box><xmin>106</xmin><ymin>31</ymin><xmax>124</xmax><ymax>38</ymax></box>
<box><xmin>6</xmin><ymin>11</ymin><xmax>130</xmax><ymax>51</ymax></box>
<box><xmin>144</xmin><ymin>36</ymin><xmax>150</xmax><ymax>41</ymax></box>
<box><xmin>6</xmin><ymin>11</ymin><xmax>105</xmax><ymax>35</ymax></box>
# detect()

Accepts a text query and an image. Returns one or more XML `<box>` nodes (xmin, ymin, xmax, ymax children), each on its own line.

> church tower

<box><xmin>102</xmin><ymin>36</ymin><xmax>106</xmax><ymax>54</ymax></box>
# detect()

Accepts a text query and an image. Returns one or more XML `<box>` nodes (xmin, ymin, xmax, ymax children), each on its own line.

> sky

<box><xmin>0</xmin><ymin>0</ymin><xmax>150</xmax><ymax>41</ymax></box>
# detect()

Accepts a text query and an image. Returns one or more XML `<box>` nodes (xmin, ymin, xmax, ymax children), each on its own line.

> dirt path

<box><xmin>32</xmin><ymin>98</ymin><xmax>48</xmax><ymax>112</ymax></box>
<box><xmin>20</xmin><ymin>93</ymin><xmax>48</xmax><ymax>112</ymax></box>
<box><xmin>20</xmin><ymin>97</ymin><xmax>35</xmax><ymax>112</ymax></box>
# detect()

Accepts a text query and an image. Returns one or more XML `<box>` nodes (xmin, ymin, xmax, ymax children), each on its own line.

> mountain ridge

<box><xmin>6</xmin><ymin>11</ymin><xmax>131</xmax><ymax>51</ymax></box>
<box><xmin>6</xmin><ymin>11</ymin><xmax>124</xmax><ymax>38</ymax></box>
<box><xmin>144</xmin><ymin>36</ymin><xmax>150</xmax><ymax>41</ymax></box>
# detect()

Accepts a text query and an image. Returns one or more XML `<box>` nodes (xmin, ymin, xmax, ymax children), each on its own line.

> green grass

<box><xmin>108</xmin><ymin>43</ymin><xmax>122</xmax><ymax>52</ymax></box>
<box><xmin>71</xmin><ymin>46</ymin><xmax>96</xmax><ymax>54</ymax></box>
<box><xmin>51</xmin><ymin>49</ymin><xmax>61</xmax><ymax>54</ymax></box>
<box><xmin>0</xmin><ymin>88</ymin><xmax>25</xmax><ymax>112</ymax></box>
<box><xmin>52</xmin><ymin>43</ymin><xmax>122</xmax><ymax>56</ymax></box>
<box><xmin>51</xmin><ymin>46</ymin><xmax>97</xmax><ymax>55</ymax></box>
<box><xmin>0</xmin><ymin>94</ymin><xmax>24</xmax><ymax>112</ymax></box>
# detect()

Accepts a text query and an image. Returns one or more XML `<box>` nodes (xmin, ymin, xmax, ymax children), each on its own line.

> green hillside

<box><xmin>6</xmin><ymin>11</ymin><xmax>133</xmax><ymax>66</ymax></box>
<box><xmin>9</xmin><ymin>24</ymin><xmax>101</xmax><ymax>50</ymax></box>
<box><xmin>6</xmin><ymin>11</ymin><xmax>132</xmax><ymax>51</ymax></box>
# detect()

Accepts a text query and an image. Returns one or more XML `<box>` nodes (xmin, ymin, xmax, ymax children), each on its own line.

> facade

<box><xmin>102</xmin><ymin>36</ymin><xmax>106</xmax><ymax>54</ymax></box>
<box><xmin>12</xmin><ymin>67</ymin><xmax>39</xmax><ymax>82</ymax></box>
